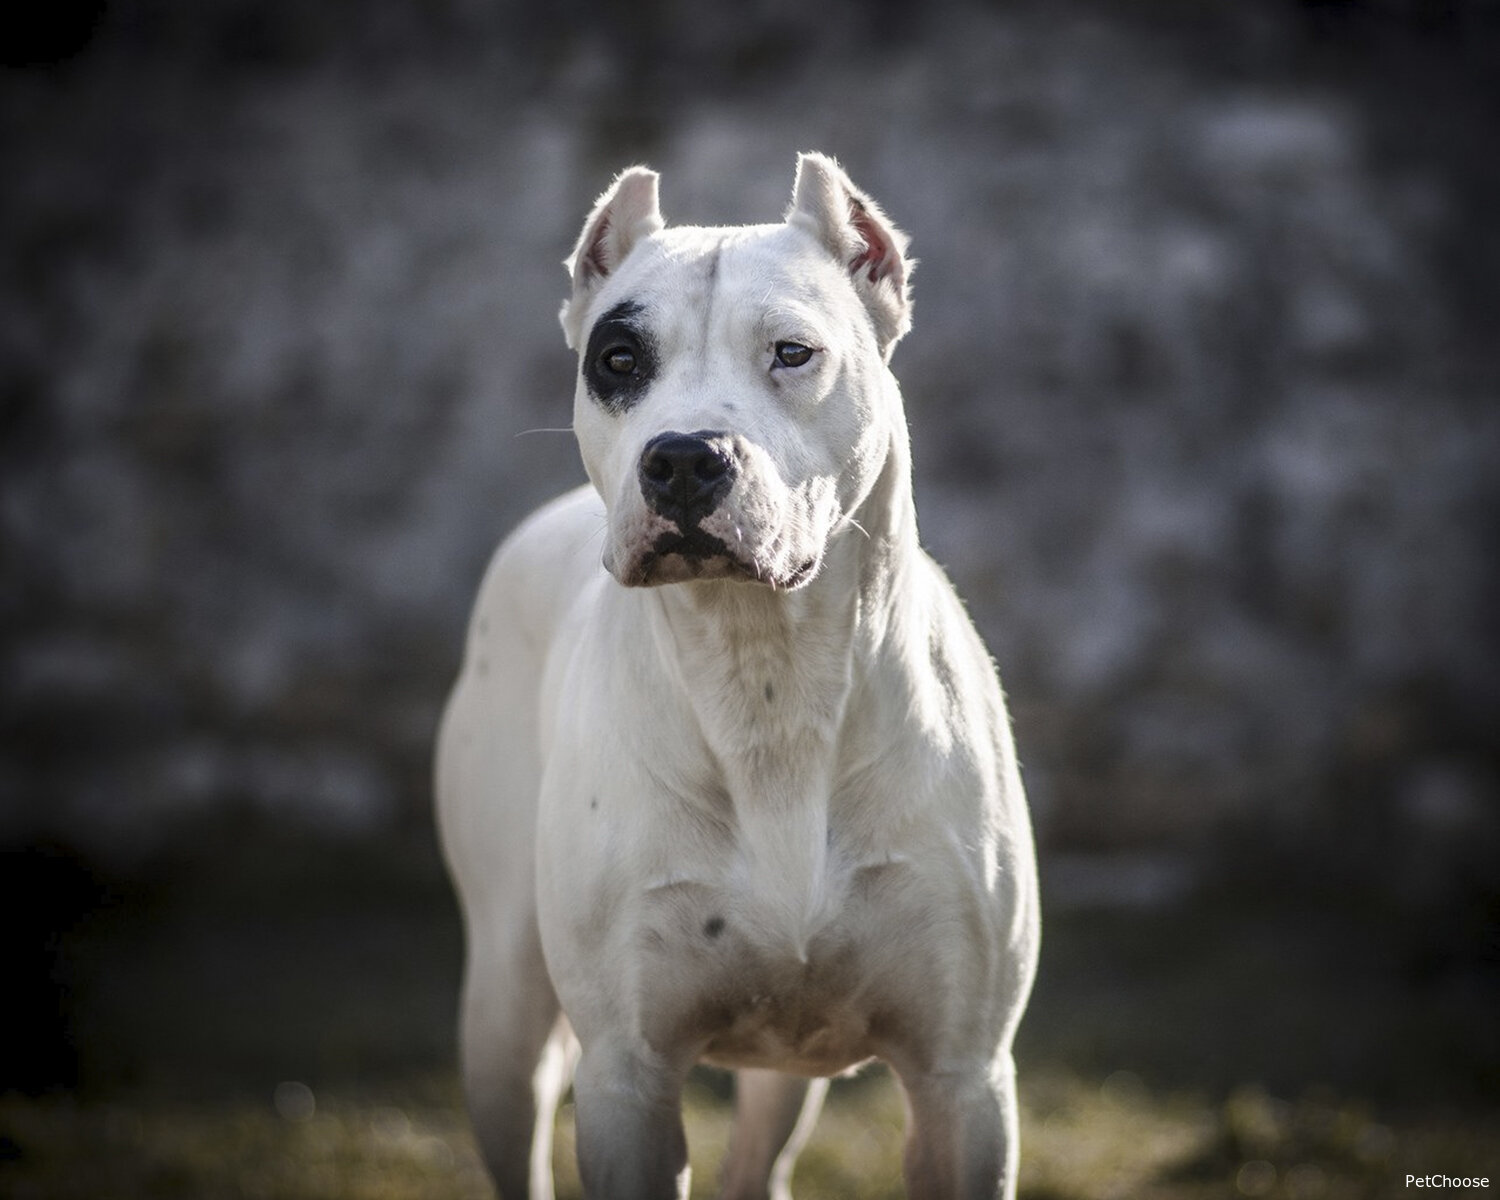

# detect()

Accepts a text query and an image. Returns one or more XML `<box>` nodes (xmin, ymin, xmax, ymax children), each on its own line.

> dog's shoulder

<box><xmin>464</xmin><ymin>485</ymin><xmax>606</xmax><ymax>649</ymax></box>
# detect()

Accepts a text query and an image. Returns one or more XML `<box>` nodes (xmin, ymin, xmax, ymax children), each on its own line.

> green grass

<box><xmin>4</xmin><ymin>817</ymin><xmax>1496</xmax><ymax>1198</ymax></box>
<box><xmin>6</xmin><ymin>1070</ymin><xmax>1496</xmax><ymax>1199</ymax></box>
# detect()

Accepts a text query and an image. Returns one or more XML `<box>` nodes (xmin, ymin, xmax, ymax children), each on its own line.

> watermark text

<box><xmin>1407</xmin><ymin>1177</ymin><xmax>1490</xmax><ymax>1189</ymax></box>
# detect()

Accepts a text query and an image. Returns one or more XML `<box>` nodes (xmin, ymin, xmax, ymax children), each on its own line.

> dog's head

<box><xmin>559</xmin><ymin>153</ymin><xmax>913</xmax><ymax>590</ymax></box>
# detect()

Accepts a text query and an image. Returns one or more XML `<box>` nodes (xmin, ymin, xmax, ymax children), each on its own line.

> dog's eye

<box><xmin>601</xmin><ymin>346</ymin><xmax>637</xmax><ymax>375</ymax></box>
<box><xmin>774</xmin><ymin>342</ymin><xmax>814</xmax><ymax>369</ymax></box>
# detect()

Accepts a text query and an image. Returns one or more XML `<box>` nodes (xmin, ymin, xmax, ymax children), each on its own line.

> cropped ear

<box><xmin>560</xmin><ymin>166</ymin><xmax>664</xmax><ymax>348</ymax></box>
<box><xmin>786</xmin><ymin>152</ymin><xmax>912</xmax><ymax>359</ymax></box>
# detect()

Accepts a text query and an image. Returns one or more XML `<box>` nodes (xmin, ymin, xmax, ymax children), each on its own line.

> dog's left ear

<box><xmin>787</xmin><ymin>152</ymin><xmax>913</xmax><ymax>360</ymax></box>
<box><xmin>560</xmin><ymin>166</ymin><xmax>664</xmax><ymax>348</ymax></box>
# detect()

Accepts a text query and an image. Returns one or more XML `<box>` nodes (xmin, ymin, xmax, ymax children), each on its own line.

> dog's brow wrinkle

<box><xmin>597</xmin><ymin>298</ymin><xmax>645</xmax><ymax>326</ymax></box>
<box><xmin>698</xmin><ymin>247</ymin><xmax>722</xmax><ymax>355</ymax></box>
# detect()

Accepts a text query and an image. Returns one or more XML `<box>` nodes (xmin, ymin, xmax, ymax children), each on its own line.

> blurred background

<box><xmin>2</xmin><ymin>0</ymin><xmax>1497</xmax><ymax>1196</ymax></box>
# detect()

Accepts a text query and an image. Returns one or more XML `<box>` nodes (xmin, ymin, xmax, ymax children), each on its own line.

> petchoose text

<box><xmin>1407</xmin><ymin>1177</ymin><xmax>1490</xmax><ymax>1189</ymax></box>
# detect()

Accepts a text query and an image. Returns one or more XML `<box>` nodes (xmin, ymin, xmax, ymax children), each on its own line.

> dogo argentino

<box><xmin>435</xmin><ymin>152</ymin><xmax>1040</xmax><ymax>1200</ymax></box>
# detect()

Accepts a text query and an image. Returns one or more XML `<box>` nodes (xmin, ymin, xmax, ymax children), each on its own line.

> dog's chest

<box><xmin>636</xmin><ymin>855</ymin><xmax>923</xmax><ymax>1074</ymax></box>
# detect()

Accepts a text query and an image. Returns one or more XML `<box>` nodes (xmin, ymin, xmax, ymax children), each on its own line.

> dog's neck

<box><xmin>644</xmin><ymin>422</ymin><xmax>920</xmax><ymax>953</ymax></box>
<box><xmin>649</xmin><ymin>417</ymin><xmax>917</xmax><ymax>721</ymax></box>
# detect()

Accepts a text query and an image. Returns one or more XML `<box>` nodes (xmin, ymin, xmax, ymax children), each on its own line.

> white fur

<box><xmin>436</xmin><ymin>153</ymin><xmax>1040</xmax><ymax>1200</ymax></box>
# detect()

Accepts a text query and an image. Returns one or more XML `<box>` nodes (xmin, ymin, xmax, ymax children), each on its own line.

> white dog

<box><xmin>436</xmin><ymin>153</ymin><xmax>1039</xmax><ymax>1200</ymax></box>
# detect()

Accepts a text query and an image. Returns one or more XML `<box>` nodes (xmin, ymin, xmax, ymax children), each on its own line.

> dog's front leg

<box><xmin>896</xmin><ymin>1054</ymin><xmax>1020</xmax><ymax>1200</ymax></box>
<box><xmin>573</xmin><ymin>1043</ymin><xmax>691</xmax><ymax>1200</ymax></box>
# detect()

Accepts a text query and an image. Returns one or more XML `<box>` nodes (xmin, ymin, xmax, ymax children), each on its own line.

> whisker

<box><xmin>735</xmin><ymin>526</ymin><xmax>768</xmax><ymax>583</ymax></box>
<box><xmin>515</xmin><ymin>426</ymin><xmax>576</xmax><ymax>437</ymax></box>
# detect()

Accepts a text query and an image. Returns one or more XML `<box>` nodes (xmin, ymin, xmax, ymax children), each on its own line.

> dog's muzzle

<box><xmin>621</xmin><ymin>429</ymin><xmax>814</xmax><ymax>589</ymax></box>
<box><xmin>638</xmin><ymin>431</ymin><xmax>736</xmax><ymax>529</ymax></box>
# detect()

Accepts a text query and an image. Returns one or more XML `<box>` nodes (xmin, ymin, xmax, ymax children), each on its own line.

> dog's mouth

<box><xmin>651</xmin><ymin>527</ymin><xmax>734</xmax><ymax>567</ymax></box>
<box><xmin>620</xmin><ymin>527</ymin><xmax>818</xmax><ymax>590</ymax></box>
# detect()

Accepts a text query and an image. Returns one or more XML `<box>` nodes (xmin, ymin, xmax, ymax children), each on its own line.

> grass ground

<box><xmin>3</xmin><ymin>817</ymin><xmax>1496</xmax><ymax>1198</ymax></box>
<box><xmin>9</xmin><ymin>1068</ymin><xmax>1497</xmax><ymax>1200</ymax></box>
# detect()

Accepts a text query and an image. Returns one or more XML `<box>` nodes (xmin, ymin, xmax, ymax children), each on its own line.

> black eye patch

<box><xmin>583</xmin><ymin>300</ymin><xmax>657</xmax><ymax>413</ymax></box>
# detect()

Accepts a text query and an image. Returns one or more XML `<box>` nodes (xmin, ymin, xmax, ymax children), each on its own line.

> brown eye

<box><xmin>774</xmin><ymin>341</ymin><xmax>814</xmax><ymax>368</ymax></box>
<box><xmin>603</xmin><ymin>347</ymin><xmax>637</xmax><ymax>375</ymax></box>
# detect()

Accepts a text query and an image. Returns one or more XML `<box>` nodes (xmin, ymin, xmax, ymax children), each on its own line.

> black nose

<box><xmin>638</xmin><ymin>431</ymin><xmax>736</xmax><ymax>525</ymax></box>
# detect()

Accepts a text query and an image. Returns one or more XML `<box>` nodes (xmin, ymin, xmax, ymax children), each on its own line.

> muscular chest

<box><xmin>628</xmin><ymin>856</ymin><xmax>950</xmax><ymax>1075</ymax></box>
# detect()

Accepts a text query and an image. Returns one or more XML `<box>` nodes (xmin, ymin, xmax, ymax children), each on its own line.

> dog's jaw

<box><xmin>605</xmin><ymin>467</ymin><xmax>836</xmax><ymax>591</ymax></box>
<box><xmin>608</xmin><ymin>520</ymin><xmax>822</xmax><ymax>590</ymax></box>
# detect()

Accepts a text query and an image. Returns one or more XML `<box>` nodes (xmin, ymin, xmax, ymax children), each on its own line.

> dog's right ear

<box><xmin>560</xmin><ymin>167</ymin><xmax>663</xmax><ymax>349</ymax></box>
<box><xmin>786</xmin><ymin>152</ymin><xmax>912</xmax><ymax>361</ymax></box>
